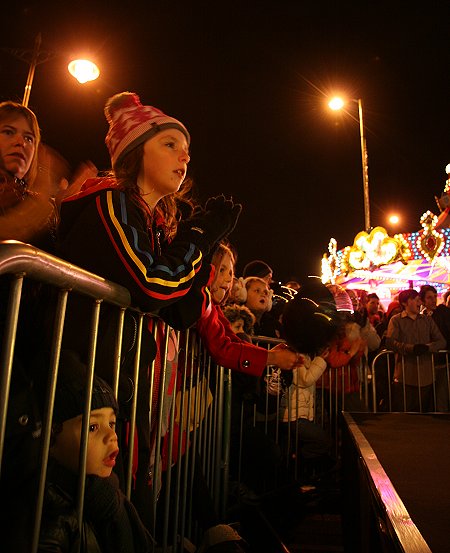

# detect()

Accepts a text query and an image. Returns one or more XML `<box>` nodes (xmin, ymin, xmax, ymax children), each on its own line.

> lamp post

<box><xmin>329</xmin><ymin>96</ymin><xmax>371</xmax><ymax>231</ymax></box>
<box><xmin>3</xmin><ymin>33</ymin><xmax>100</xmax><ymax>108</ymax></box>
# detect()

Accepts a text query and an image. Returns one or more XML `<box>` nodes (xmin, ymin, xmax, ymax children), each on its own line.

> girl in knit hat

<box><xmin>56</xmin><ymin>92</ymin><xmax>241</xmax><ymax>530</ymax></box>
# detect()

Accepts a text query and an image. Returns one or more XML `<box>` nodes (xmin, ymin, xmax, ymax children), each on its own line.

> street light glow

<box><xmin>328</xmin><ymin>97</ymin><xmax>345</xmax><ymax>111</ymax></box>
<box><xmin>327</xmin><ymin>94</ymin><xmax>370</xmax><ymax>230</ymax></box>
<box><xmin>68</xmin><ymin>59</ymin><xmax>100</xmax><ymax>84</ymax></box>
<box><xmin>389</xmin><ymin>214</ymin><xmax>400</xmax><ymax>225</ymax></box>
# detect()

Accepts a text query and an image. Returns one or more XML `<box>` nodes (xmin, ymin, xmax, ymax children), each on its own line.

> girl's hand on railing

<box><xmin>267</xmin><ymin>343</ymin><xmax>303</xmax><ymax>370</ymax></box>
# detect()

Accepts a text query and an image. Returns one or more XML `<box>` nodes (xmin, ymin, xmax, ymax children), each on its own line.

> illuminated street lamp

<box><xmin>67</xmin><ymin>59</ymin><xmax>100</xmax><ymax>84</ymax></box>
<box><xmin>4</xmin><ymin>33</ymin><xmax>100</xmax><ymax>107</ymax></box>
<box><xmin>328</xmin><ymin>96</ymin><xmax>371</xmax><ymax>231</ymax></box>
<box><xmin>388</xmin><ymin>214</ymin><xmax>400</xmax><ymax>226</ymax></box>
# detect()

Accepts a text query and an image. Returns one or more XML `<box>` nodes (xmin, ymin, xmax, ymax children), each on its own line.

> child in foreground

<box><xmin>38</xmin><ymin>350</ymin><xmax>154</xmax><ymax>553</ymax></box>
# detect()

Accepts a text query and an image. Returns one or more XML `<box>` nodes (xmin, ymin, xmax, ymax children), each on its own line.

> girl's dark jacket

<box><xmin>54</xmin><ymin>178</ymin><xmax>212</xmax><ymax>516</ymax></box>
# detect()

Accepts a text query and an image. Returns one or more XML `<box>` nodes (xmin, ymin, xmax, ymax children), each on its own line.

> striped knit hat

<box><xmin>104</xmin><ymin>92</ymin><xmax>190</xmax><ymax>169</ymax></box>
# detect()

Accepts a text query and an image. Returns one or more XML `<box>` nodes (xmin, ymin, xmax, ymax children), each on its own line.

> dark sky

<box><xmin>2</xmin><ymin>1</ymin><xmax>450</xmax><ymax>282</ymax></box>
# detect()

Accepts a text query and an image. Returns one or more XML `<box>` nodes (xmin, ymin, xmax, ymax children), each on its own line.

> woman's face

<box><xmin>0</xmin><ymin>115</ymin><xmax>36</xmax><ymax>179</ymax></box>
<box><xmin>211</xmin><ymin>252</ymin><xmax>234</xmax><ymax>304</ymax></box>
<box><xmin>137</xmin><ymin>129</ymin><xmax>190</xmax><ymax>208</ymax></box>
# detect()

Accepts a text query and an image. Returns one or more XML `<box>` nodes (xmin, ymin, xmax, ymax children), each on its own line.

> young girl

<box><xmin>56</xmin><ymin>92</ymin><xmax>241</xmax><ymax>526</ymax></box>
<box><xmin>200</xmin><ymin>244</ymin><xmax>297</xmax><ymax>499</ymax></box>
<box><xmin>279</xmin><ymin>295</ymin><xmax>338</xmax><ymax>480</ymax></box>
<box><xmin>196</xmin><ymin>242</ymin><xmax>300</xmax><ymax>374</ymax></box>
<box><xmin>39</xmin><ymin>350</ymin><xmax>153</xmax><ymax>552</ymax></box>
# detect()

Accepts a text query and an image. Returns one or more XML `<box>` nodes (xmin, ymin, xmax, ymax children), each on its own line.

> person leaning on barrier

<box><xmin>55</xmin><ymin>92</ymin><xmax>241</xmax><ymax>530</ymax></box>
<box><xmin>196</xmin><ymin>242</ymin><xmax>301</xmax><ymax>375</ymax></box>
<box><xmin>279</xmin><ymin>294</ymin><xmax>338</xmax><ymax>481</ymax></box>
<box><xmin>195</xmin><ymin>243</ymin><xmax>301</xmax><ymax>502</ymax></box>
<box><xmin>386</xmin><ymin>288</ymin><xmax>446</xmax><ymax>412</ymax></box>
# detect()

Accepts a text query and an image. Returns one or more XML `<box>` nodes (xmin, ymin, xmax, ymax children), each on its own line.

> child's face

<box><xmin>211</xmin><ymin>252</ymin><xmax>234</xmax><ymax>304</ymax></box>
<box><xmin>138</xmin><ymin>129</ymin><xmax>190</xmax><ymax>207</ymax></box>
<box><xmin>246</xmin><ymin>281</ymin><xmax>270</xmax><ymax>314</ymax></box>
<box><xmin>230</xmin><ymin>318</ymin><xmax>245</xmax><ymax>334</ymax></box>
<box><xmin>51</xmin><ymin>407</ymin><xmax>119</xmax><ymax>478</ymax></box>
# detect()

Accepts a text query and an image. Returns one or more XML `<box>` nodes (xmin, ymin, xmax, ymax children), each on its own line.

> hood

<box><xmin>58</xmin><ymin>177</ymin><xmax>118</xmax><ymax>240</ymax></box>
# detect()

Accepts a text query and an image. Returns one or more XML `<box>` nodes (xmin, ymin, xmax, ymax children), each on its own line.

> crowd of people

<box><xmin>1</xmin><ymin>94</ymin><xmax>450</xmax><ymax>553</ymax></box>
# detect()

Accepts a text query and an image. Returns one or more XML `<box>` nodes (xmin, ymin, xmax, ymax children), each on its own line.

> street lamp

<box><xmin>4</xmin><ymin>33</ymin><xmax>100</xmax><ymax>108</ymax></box>
<box><xmin>328</xmin><ymin>96</ymin><xmax>371</xmax><ymax>231</ymax></box>
<box><xmin>388</xmin><ymin>214</ymin><xmax>400</xmax><ymax>226</ymax></box>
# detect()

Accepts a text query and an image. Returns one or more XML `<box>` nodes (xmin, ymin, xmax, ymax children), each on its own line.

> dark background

<box><xmin>2</xmin><ymin>1</ymin><xmax>449</xmax><ymax>282</ymax></box>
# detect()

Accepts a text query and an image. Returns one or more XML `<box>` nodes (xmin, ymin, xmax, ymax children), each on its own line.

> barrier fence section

<box><xmin>0</xmin><ymin>241</ymin><xmax>230</xmax><ymax>553</ymax></box>
<box><xmin>2</xmin><ymin>242</ymin><xmax>450</xmax><ymax>551</ymax></box>
<box><xmin>240</xmin><ymin>337</ymin><xmax>450</xmax><ymax>493</ymax></box>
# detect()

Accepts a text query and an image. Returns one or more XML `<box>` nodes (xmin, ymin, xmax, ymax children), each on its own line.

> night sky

<box><xmin>2</xmin><ymin>1</ymin><xmax>450</xmax><ymax>283</ymax></box>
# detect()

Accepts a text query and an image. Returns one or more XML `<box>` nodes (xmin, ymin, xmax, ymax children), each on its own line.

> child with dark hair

<box><xmin>222</xmin><ymin>303</ymin><xmax>256</xmax><ymax>337</ymax></box>
<box><xmin>38</xmin><ymin>350</ymin><xmax>154</xmax><ymax>553</ymax></box>
<box><xmin>279</xmin><ymin>296</ymin><xmax>338</xmax><ymax>480</ymax></box>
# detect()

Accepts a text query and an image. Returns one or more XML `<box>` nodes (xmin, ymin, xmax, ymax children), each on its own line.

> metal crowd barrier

<box><xmin>371</xmin><ymin>349</ymin><xmax>450</xmax><ymax>413</ymax></box>
<box><xmin>231</xmin><ymin>338</ymin><xmax>450</xmax><ymax>497</ymax></box>
<box><xmin>0</xmin><ymin>241</ymin><xmax>230</xmax><ymax>553</ymax></box>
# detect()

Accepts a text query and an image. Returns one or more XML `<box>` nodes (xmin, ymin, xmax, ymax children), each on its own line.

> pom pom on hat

<box><xmin>53</xmin><ymin>350</ymin><xmax>119</xmax><ymax>424</ymax></box>
<box><xmin>104</xmin><ymin>92</ymin><xmax>190</xmax><ymax>169</ymax></box>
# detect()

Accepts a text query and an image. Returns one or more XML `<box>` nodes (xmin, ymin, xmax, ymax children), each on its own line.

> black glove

<box><xmin>413</xmin><ymin>343</ymin><xmax>429</xmax><ymax>355</ymax></box>
<box><xmin>177</xmin><ymin>195</ymin><xmax>242</xmax><ymax>254</ymax></box>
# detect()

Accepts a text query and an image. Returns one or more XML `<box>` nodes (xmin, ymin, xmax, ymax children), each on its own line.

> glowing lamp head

<box><xmin>68</xmin><ymin>59</ymin><xmax>100</xmax><ymax>84</ymax></box>
<box><xmin>445</xmin><ymin>163</ymin><xmax>450</xmax><ymax>175</ymax></box>
<box><xmin>328</xmin><ymin>97</ymin><xmax>345</xmax><ymax>111</ymax></box>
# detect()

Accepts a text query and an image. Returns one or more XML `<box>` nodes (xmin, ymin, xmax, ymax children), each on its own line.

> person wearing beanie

<box><xmin>38</xmin><ymin>350</ymin><xmax>154</xmax><ymax>552</ymax></box>
<box><xmin>55</xmin><ymin>92</ymin><xmax>242</xmax><ymax>527</ymax></box>
<box><xmin>242</xmin><ymin>259</ymin><xmax>273</xmax><ymax>285</ymax></box>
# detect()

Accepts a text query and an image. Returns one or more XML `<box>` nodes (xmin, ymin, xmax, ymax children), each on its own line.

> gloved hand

<box><xmin>413</xmin><ymin>343</ymin><xmax>429</xmax><ymax>355</ymax></box>
<box><xmin>177</xmin><ymin>195</ymin><xmax>242</xmax><ymax>254</ymax></box>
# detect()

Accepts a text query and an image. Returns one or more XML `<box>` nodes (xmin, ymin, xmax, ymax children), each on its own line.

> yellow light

<box><xmin>328</xmin><ymin>97</ymin><xmax>345</xmax><ymax>111</ymax></box>
<box><xmin>68</xmin><ymin>59</ymin><xmax>100</xmax><ymax>84</ymax></box>
<box><xmin>389</xmin><ymin>214</ymin><xmax>399</xmax><ymax>225</ymax></box>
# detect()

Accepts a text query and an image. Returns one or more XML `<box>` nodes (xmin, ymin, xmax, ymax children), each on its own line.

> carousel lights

<box><xmin>417</xmin><ymin>210</ymin><xmax>445</xmax><ymax>263</ymax></box>
<box><xmin>321</xmin><ymin>238</ymin><xmax>339</xmax><ymax>284</ymax></box>
<box><xmin>445</xmin><ymin>163</ymin><xmax>450</xmax><ymax>193</ymax></box>
<box><xmin>341</xmin><ymin>226</ymin><xmax>408</xmax><ymax>273</ymax></box>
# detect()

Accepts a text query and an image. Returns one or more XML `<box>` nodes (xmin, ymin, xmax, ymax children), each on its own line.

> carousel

<box><xmin>321</xmin><ymin>165</ymin><xmax>450</xmax><ymax>305</ymax></box>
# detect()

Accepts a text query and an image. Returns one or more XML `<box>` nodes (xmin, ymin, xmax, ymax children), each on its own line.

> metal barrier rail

<box><xmin>0</xmin><ymin>241</ymin><xmax>229</xmax><ymax>553</ymax></box>
<box><xmin>232</xmin><ymin>339</ymin><xmax>450</xmax><ymax>498</ymax></box>
<box><xmin>371</xmin><ymin>349</ymin><xmax>450</xmax><ymax>413</ymax></box>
